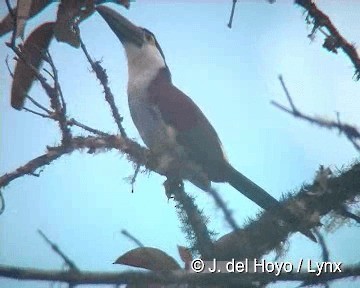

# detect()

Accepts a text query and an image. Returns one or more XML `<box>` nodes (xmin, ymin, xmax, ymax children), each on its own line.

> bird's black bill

<box><xmin>97</xmin><ymin>5</ymin><xmax>144</xmax><ymax>47</ymax></box>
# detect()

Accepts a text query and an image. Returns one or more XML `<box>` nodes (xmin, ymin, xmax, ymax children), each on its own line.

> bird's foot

<box><xmin>164</xmin><ymin>177</ymin><xmax>184</xmax><ymax>200</ymax></box>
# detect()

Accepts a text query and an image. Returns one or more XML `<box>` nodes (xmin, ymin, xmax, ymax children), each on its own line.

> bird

<box><xmin>97</xmin><ymin>6</ymin><xmax>316</xmax><ymax>241</ymax></box>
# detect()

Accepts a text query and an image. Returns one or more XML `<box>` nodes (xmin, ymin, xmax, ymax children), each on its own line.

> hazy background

<box><xmin>1</xmin><ymin>1</ymin><xmax>359</xmax><ymax>287</ymax></box>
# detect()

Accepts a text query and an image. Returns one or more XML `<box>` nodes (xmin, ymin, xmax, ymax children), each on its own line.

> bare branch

<box><xmin>295</xmin><ymin>0</ymin><xmax>360</xmax><ymax>80</ymax></box>
<box><xmin>214</xmin><ymin>162</ymin><xmax>360</xmax><ymax>260</ymax></box>
<box><xmin>338</xmin><ymin>205</ymin><xmax>360</xmax><ymax>224</ymax></box>
<box><xmin>42</xmin><ymin>50</ymin><xmax>72</xmax><ymax>144</ymax></box>
<box><xmin>227</xmin><ymin>0</ymin><xmax>237</xmax><ymax>29</ymax></box>
<box><xmin>0</xmin><ymin>190</ymin><xmax>4</xmax><ymax>215</ymax></box>
<box><xmin>23</xmin><ymin>107</ymin><xmax>52</xmax><ymax>119</ymax></box>
<box><xmin>26</xmin><ymin>95</ymin><xmax>52</xmax><ymax>114</ymax></box>
<box><xmin>5</xmin><ymin>0</ymin><xmax>17</xmax><ymax>47</ymax></box>
<box><xmin>1</xmin><ymin>131</ymin><xmax>359</xmax><ymax>262</ymax></box>
<box><xmin>0</xmin><ymin>146</ymin><xmax>66</xmax><ymax>189</ymax></box>
<box><xmin>168</xmin><ymin>179</ymin><xmax>215</xmax><ymax>259</ymax></box>
<box><xmin>208</xmin><ymin>187</ymin><xmax>239</xmax><ymax>231</ymax></box>
<box><xmin>6</xmin><ymin>43</ymin><xmax>72</xmax><ymax>143</ymax></box>
<box><xmin>314</xmin><ymin>229</ymin><xmax>330</xmax><ymax>262</ymax></box>
<box><xmin>38</xmin><ymin>229</ymin><xmax>80</xmax><ymax>272</ymax></box>
<box><xmin>67</xmin><ymin>118</ymin><xmax>110</xmax><ymax>137</ymax></box>
<box><xmin>0</xmin><ymin>135</ymin><xmax>150</xmax><ymax>190</ymax></box>
<box><xmin>79</xmin><ymin>37</ymin><xmax>127</xmax><ymax>138</ymax></box>
<box><xmin>45</xmin><ymin>50</ymin><xmax>67</xmax><ymax>115</ymax></box>
<box><xmin>5</xmin><ymin>55</ymin><xmax>14</xmax><ymax>77</ymax></box>
<box><xmin>121</xmin><ymin>229</ymin><xmax>144</xmax><ymax>248</ymax></box>
<box><xmin>130</xmin><ymin>163</ymin><xmax>140</xmax><ymax>193</ymax></box>
<box><xmin>272</xmin><ymin>75</ymin><xmax>360</xmax><ymax>152</ymax></box>
<box><xmin>0</xmin><ymin>263</ymin><xmax>359</xmax><ymax>286</ymax></box>
<box><xmin>278</xmin><ymin>75</ymin><xmax>298</xmax><ymax>114</ymax></box>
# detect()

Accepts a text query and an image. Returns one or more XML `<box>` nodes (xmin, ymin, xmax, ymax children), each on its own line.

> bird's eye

<box><xmin>145</xmin><ymin>33</ymin><xmax>154</xmax><ymax>44</ymax></box>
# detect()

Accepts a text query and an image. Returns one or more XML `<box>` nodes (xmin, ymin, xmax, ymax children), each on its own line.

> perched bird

<box><xmin>97</xmin><ymin>6</ymin><xmax>315</xmax><ymax>240</ymax></box>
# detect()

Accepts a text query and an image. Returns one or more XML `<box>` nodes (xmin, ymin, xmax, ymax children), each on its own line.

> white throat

<box><xmin>124</xmin><ymin>42</ymin><xmax>166</xmax><ymax>97</ymax></box>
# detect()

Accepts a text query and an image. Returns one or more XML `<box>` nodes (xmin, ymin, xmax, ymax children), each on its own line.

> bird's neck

<box><xmin>125</xmin><ymin>43</ymin><xmax>168</xmax><ymax>99</ymax></box>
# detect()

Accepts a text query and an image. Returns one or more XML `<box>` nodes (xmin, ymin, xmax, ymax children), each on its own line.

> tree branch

<box><xmin>79</xmin><ymin>37</ymin><xmax>127</xmax><ymax>138</ymax></box>
<box><xmin>0</xmin><ymin>263</ymin><xmax>359</xmax><ymax>286</ymax></box>
<box><xmin>272</xmin><ymin>75</ymin><xmax>360</xmax><ymax>152</ymax></box>
<box><xmin>295</xmin><ymin>0</ymin><xmax>360</xmax><ymax>80</ymax></box>
<box><xmin>213</xmin><ymin>162</ymin><xmax>360</xmax><ymax>260</ymax></box>
<box><xmin>38</xmin><ymin>229</ymin><xmax>80</xmax><ymax>272</ymax></box>
<box><xmin>227</xmin><ymin>0</ymin><xmax>237</xmax><ymax>29</ymax></box>
<box><xmin>169</xmin><ymin>180</ymin><xmax>215</xmax><ymax>259</ymax></box>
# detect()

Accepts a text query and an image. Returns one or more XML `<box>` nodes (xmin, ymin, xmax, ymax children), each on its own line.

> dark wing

<box><xmin>148</xmin><ymin>68</ymin><xmax>228</xmax><ymax>181</ymax></box>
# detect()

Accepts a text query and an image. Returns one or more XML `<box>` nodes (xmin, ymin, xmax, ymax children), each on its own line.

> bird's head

<box><xmin>97</xmin><ymin>6</ymin><xmax>169</xmax><ymax>78</ymax></box>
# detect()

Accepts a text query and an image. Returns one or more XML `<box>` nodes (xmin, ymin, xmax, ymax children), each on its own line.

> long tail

<box><xmin>224</xmin><ymin>164</ymin><xmax>317</xmax><ymax>242</ymax></box>
<box><xmin>224</xmin><ymin>164</ymin><xmax>280</xmax><ymax>211</ymax></box>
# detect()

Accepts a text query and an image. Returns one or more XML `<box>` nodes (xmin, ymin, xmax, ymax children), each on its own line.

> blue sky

<box><xmin>0</xmin><ymin>1</ymin><xmax>359</xmax><ymax>287</ymax></box>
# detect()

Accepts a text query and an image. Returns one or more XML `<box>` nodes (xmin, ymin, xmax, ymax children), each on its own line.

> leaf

<box><xmin>114</xmin><ymin>247</ymin><xmax>181</xmax><ymax>271</ymax></box>
<box><xmin>117</xmin><ymin>0</ymin><xmax>130</xmax><ymax>9</ymax></box>
<box><xmin>213</xmin><ymin>230</ymin><xmax>248</xmax><ymax>261</ymax></box>
<box><xmin>0</xmin><ymin>0</ymin><xmax>52</xmax><ymax>38</ymax></box>
<box><xmin>11</xmin><ymin>22</ymin><xmax>54</xmax><ymax>110</ymax></box>
<box><xmin>95</xmin><ymin>0</ymin><xmax>130</xmax><ymax>9</ymax></box>
<box><xmin>54</xmin><ymin>0</ymin><xmax>95</xmax><ymax>47</ymax></box>
<box><xmin>16</xmin><ymin>0</ymin><xmax>33</xmax><ymax>39</ymax></box>
<box><xmin>177</xmin><ymin>245</ymin><xmax>192</xmax><ymax>270</ymax></box>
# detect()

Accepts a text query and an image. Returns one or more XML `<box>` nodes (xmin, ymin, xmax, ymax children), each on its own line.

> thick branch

<box><xmin>214</xmin><ymin>162</ymin><xmax>360</xmax><ymax>260</ymax></box>
<box><xmin>0</xmin><ymin>135</ymin><xmax>148</xmax><ymax>189</ymax></box>
<box><xmin>170</xmin><ymin>181</ymin><xmax>215</xmax><ymax>259</ymax></box>
<box><xmin>2</xmin><ymin>134</ymin><xmax>359</xmax><ymax>261</ymax></box>
<box><xmin>0</xmin><ymin>264</ymin><xmax>359</xmax><ymax>286</ymax></box>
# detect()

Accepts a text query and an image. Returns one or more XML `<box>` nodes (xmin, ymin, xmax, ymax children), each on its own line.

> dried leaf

<box><xmin>114</xmin><ymin>247</ymin><xmax>180</xmax><ymax>271</ymax></box>
<box><xmin>16</xmin><ymin>0</ymin><xmax>32</xmax><ymax>38</ymax></box>
<box><xmin>54</xmin><ymin>0</ymin><xmax>95</xmax><ymax>47</ymax></box>
<box><xmin>11</xmin><ymin>22</ymin><xmax>54</xmax><ymax>110</ymax></box>
<box><xmin>96</xmin><ymin>0</ymin><xmax>130</xmax><ymax>9</ymax></box>
<box><xmin>177</xmin><ymin>245</ymin><xmax>192</xmax><ymax>270</ymax></box>
<box><xmin>117</xmin><ymin>0</ymin><xmax>130</xmax><ymax>9</ymax></box>
<box><xmin>0</xmin><ymin>0</ymin><xmax>52</xmax><ymax>37</ymax></box>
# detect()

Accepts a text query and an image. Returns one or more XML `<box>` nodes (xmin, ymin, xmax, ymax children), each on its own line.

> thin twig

<box><xmin>79</xmin><ymin>37</ymin><xmax>127</xmax><ymax>138</ymax></box>
<box><xmin>272</xmin><ymin>75</ymin><xmax>360</xmax><ymax>152</ymax></box>
<box><xmin>208</xmin><ymin>187</ymin><xmax>239</xmax><ymax>231</ymax></box>
<box><xmin>314</xmin><ymin>229</ymin><xmax>330</xmax><ymax>262</ymax></box>
<box><xmin>38</xmin><ymin>229</ymin><xmax>80</xmax><ymax>272</ymax></box>
<box><xmin>0</xmin><ymin>190</ymin><xmax>5</xmax><ymax>215</ymax></box>
<box><xmin>227</xmin><ymin>0</ymin><xmax>237</xmax><ymax>29</ymax></box>
<box><xmin>121</xmin><ymin>229</ymin><xmax>144</xmax><ymax>247</ymax></box>
<box><xmin>23</xmin><ymin>107</ymin><xmax>52</xmax><ymax>119</ymax></box>
<box><xmin>6</xmin><ymin>43</ymin><xmax>72</xmax><ymax>143</ymax></box>
<box><xmin>42</xmin><ymin>50</ymin><xmax>72</xmax><ymax>144</ymax></box>
<box><xmin>307</xmin><ymin>229</ymin><xmax>330</xmax><ymax>288</ymax></box>
<box><xmin>5</xmin><ymin>55</ymin><xmax>14</xmax><ymax>77</ymax></box>
<box><xmin>26</xmin><ymin>95</ymin><xmax>52</xmax><ymax>114</ymax></box>
<box><xmin>5</xmin><ymin>0</ymin><xmax>17</xmax><ymax>47</ymax></box>
<box><xmin>338</xmin><ymin>206</ymin><xmax>360</xmax><ymax>224</ymax></box>
<box><xmin>130</xmin><ymin>164</ymin><xmax>140</xmax><ymax>193</ymax></box>
<box><xmin>278</xmin><ymin>75</ymin><xmax>298</xmax><ymax>114</ymax></box>
<box><xmin>67</xmin><ymin>118</ymin><xmax>110</xmax><ymax>136</ymax></box>
<box><xmin>46</xmin><ymin>51</ymin><xmax>67</xmax><ymax>115</ymax></box>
